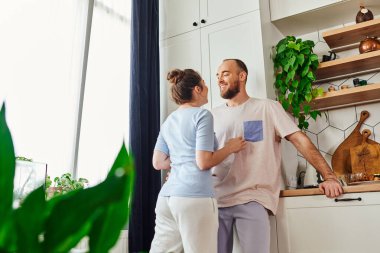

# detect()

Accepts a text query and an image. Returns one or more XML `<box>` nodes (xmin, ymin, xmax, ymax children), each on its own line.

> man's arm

<box><xmin>286</xmin><ymin>131</ymin><xmax>343</xmax><ymax>198</ymax></box>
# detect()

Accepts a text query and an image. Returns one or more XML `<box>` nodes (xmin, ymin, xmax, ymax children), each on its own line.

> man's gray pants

<box><xmin>218</xmin><ymin>201</ymin><xmax>270</xmax><ymax>253</ymax></box>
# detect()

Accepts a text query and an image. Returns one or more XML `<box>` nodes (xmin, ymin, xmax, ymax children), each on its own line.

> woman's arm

<box><xmin>196</xmin><ymin>137</ymin><xmax>246</xmax><ymax>170</ymax></box>
<box><xmin>152</xmin><ymin>150</ymin><xmax>171</xmax><ymax>170</ymax></box>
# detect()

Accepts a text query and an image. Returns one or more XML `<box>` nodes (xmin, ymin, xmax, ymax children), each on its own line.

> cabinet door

<box><xmin>201</xmin><ymin>11</ymin><xmax>267</xmax><ymax>109</ymax></box>
<box><xmin>200</xmin><ymin>0</ymin><xmax>259</xmax><ymax>26</ymax></box>
<box><xmin>269</xmin><ymin>0</ymin><xmax>341</xmax><ymax>21</ymax></box>
<box><xmin>159</xmin><ymin>0</ymin><xmax>200</xmax><ymax>39</ymax></box>
<box><xmin>159</xmin><ymin>30</ymin><xmax>202</xmax><ymax>118</ymax></box>
<box><xmin>276</xmin><ymin>192</ymin><xmax>380</xmax><ymax>253</ymax></box>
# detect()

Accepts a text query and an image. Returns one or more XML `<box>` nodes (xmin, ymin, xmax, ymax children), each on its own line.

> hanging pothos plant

<box><xmin>273</xmin><ymin>36</ymin><xmax>324</xmax><ymax>130</ymax></box>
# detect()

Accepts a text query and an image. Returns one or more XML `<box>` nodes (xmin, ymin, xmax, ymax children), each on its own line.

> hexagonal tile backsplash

<box><xmin>284</xmin><ymin>20</ymin><xmax>380</xmax><ymax>183</ymax></box>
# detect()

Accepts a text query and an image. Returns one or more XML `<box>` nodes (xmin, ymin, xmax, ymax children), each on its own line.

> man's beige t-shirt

<box><xmin>211</xmin><ymin>98</ymin><xmax>299</xmax><ymax>214</ymax></box>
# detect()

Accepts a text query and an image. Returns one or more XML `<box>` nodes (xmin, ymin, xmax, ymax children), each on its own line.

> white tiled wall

<box><xmin>287</xmin><ymin>18</ymin><xmax>380</xmax><ymax>185</ymax></box>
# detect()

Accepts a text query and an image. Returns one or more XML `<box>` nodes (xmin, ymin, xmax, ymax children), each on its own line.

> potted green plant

<box><xmin>46</xmin><ymin>173</ymin><xmax>89</xmax><ymax>199</ymax></box>
<box><xmin>273</xmin><ymin>36</ymin><xmax>324</xmax><ymax>130</ymax></box>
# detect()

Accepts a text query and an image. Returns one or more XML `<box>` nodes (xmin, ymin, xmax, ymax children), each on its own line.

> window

<box><xmin>77</xmin><ymin>0</ymin><xmax>131</xmax><ymax>184</ymax></box>
<box><xmin>0</xmin><ymin>0</ymin><xmax>131</xmax><ymax>183</ymax></box>
<box><xmin>0</xmin><ymin>0</ymin><xmax>88</xmax><ymax>177</ymax></box>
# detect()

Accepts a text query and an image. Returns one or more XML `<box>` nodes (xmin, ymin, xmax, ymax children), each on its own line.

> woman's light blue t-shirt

<box><xmin>155</xmin><ymin>107</ymin><xmax>216</xmax><ymax>197</ymax></box>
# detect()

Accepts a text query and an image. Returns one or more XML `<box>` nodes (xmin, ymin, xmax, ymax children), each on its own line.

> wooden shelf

<box><xmin>309</xmin><ymin>83</ymin><xmax>380</xmax><ymax>111</ymax></box>
<box><xmin>315</xmin><ymin>50</ymin><xmax>380</xmax><ymax>81</ymax></box>
<box><xmin>270</xmin><ymin>0</ymin><xmax>380</xmax><ymax>37</ymax></box>
<box><xmin>323</xmin><ymin>18</ymin><xmax>380</xmax><ymax>50</ymax></box>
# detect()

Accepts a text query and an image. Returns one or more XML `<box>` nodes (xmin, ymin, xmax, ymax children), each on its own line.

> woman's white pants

<box><xmin>150</xmin><ymin>196</ymin><xmax>218</xmax><ymax>253</ymax></box>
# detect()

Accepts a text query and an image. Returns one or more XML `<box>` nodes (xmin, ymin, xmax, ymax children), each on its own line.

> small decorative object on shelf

<box><xmin>359</xmin><ymin>36</ymin><xmax>380</xmax><ymax>54</ymax></box>
<box><xmin>321</xmin><ymin>51</ymin><xmax>337</xmax><ymax>62</ymax></box>
<box><xmin>340</xmin><ymin>84</ymin><xmax>350</xmax><ymax>89</ymax></box>
<box><xmin>353</xmin><ymin>78</ymin><xmax>368</xmax><ymax>87</ymax></box>
<box><xmin>356</xmin><ymin>6</ymin><xmax>374</xmax><ymax>24</ymax></box>
<box><xmin>328</xmin><ymin>85</ymin><xmax>336</xmax><ymax>92</ymax></box>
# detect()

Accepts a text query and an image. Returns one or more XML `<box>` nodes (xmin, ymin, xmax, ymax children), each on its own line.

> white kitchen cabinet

<box><xmin>159</xmin><ymin>0</ymin><xmax>260</xmax><ymax>39</ymax></box>
<box><xmin>160</xmin><ymin>11</ymin><xmax>268</xmax><ymax>116</ymax></box>
<box><xmin>276</xmin><ymin>192</ymin><xmax>380</xmax><ymax>253</ymax></box>
<box><xmin>269</xmin><ymin>0</ymin><xmax>341</xmax><ymax>21</ymax></box>
<box><xmin>159</xmin><ymin>0</ymin><xmax>200</xmax><ymax>40</ymax></box>
<box><xmin>200</xmin><ymin>11</ymin><xmax>266</xmax><ymax>108</ymax></box>
<box><xmin>159</xmin><ymin>30</ymin><xmax>202</xmax><ymax>119</ymax></box>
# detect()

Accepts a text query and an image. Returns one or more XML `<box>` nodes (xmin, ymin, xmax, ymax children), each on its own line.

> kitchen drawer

<box><xmin>276</xmin><ymin>191</ymin><xmax>380</xmax><ymax>253</ymax></box>
<box><xmin>281</xmin><ymin>191</ymin><xmax>380</xmax><ymax>209</ymax></box>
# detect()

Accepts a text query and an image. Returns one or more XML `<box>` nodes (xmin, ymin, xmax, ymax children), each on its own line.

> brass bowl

<box><xmin>359</xmin><ymin>37</ymin><xmax>380</xmax><ymax>54</ymax></box>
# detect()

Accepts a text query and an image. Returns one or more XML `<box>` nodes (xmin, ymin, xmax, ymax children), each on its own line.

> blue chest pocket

<box><xmin>243</xmin><ymin>120</ymin><xmax>263</xmax><ymax>142</ymax></box>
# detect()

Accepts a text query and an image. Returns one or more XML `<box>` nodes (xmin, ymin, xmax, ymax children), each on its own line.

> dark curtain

<box><xmin>128</xmin><ymin>0</ymin><xmax>161</xmax><ymax>252</ymax></box>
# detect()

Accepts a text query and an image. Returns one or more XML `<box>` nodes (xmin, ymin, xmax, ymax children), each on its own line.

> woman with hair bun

<box><xmin>150</xmin><ymin>68</ymin><xmax>246</xmax><ymax>253</ymax></box>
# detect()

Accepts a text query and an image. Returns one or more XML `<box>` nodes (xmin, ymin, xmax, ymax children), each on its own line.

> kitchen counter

<box><xmin>280</xmin><ymin>183</ymin><xmax>380</xmax><ymax>197</ymax></box>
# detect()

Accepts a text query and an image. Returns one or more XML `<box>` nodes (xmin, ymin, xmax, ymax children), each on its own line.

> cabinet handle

<box><xmin>201</xmin><ymin>19</ymin><xmax>206</xmax><ymax>24</ymax></box>
<box><xmin>192</xmin><ymin>22</ymin><xmax>198</xmax><ymax>27</ymax></box>
<box><xmin>335</xmin><ymin>197</ymin><xmax>362</xmax><ymax>202</ymax></box>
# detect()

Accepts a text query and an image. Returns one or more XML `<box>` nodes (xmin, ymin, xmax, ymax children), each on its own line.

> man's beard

<box><xmin>221</xmin><ymin>81</ymin><xmax>240</xmax><ymax>99</ymax></box>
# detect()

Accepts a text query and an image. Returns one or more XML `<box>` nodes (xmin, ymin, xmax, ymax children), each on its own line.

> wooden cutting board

<box><xmin>350</xmin><ymin>129</ymin><xmax>380</xmax><ymax>177</ymax></box>
<box><xmin>332</xmin><ymin>110</ymin><xmax>378</xmax><ymax>176</ymax></box>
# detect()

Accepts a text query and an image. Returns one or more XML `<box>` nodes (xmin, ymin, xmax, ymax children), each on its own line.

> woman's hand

<box><xmin>225</xmin><ymin>136</ymin><xmax>247</xmax><ymax>153</ymax></box>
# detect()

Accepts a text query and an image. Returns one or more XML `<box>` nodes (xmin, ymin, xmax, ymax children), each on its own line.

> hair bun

<box><xmin>167</xmin><ymin>69</ymin><xmax>185</xmax><ymax>85</ymax></box>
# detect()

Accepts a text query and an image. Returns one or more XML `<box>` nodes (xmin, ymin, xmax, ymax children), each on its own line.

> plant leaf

<box><xmin>301</xmin><ymin>48</ymin><xmax>311</xmax><ymax>55</ymax></box>
<box><xmin>287</xmin><ymin>70</ymin><xmax>296</xmax><ymax>82</ymax></box>
<box><xmin>307</xmin><ymin>71</ymin><xmax>316</xmax><ymax>81</ymax></box>
<box><xmin>291</xmin><ymin>80</ymin><xmax>299</xmax><ymax>89</ymax></box>
<box><xmin>317</xmin><ymin>87</ymin><xmax>324</xmax><ymax>96</ymax></box>
<box><xmin>289</xmin><ymin>56</ymin><xmax>296</xmax><ymax>66</ymax></box>
<box><xmin>305</xmin><ymin>93</ymin><xmax>312</xmax><ymax>103</ymax></box>
<box><xmin>13</xmin><ymin>186</ymin><xmax>47</xmax><ymax>252</ymax></box>
<box><xmin>310</xmin><ymin>111</ymin><xmax>320</xmax><ymax>120</ymax></box>
<box><xmin>303</xmin><ymin>105</ymin><xmax>311</xmax><ymax>115</ymax></box>
<box><xmin>310</xmin><ymin>54</ymin><xmax>318</xmax><ymax>62</ymax></box>
<box><xmin>292</xmin><ymin>106</ymin><xmax>300</xmax><ymax>117</ymax></box>
<box><xmin>303</xmin><ymin>40</ymin><xmax>315</xmax><ymax>47</ymax></box>
<box><xmin>283</xmin><ymin>63</ymin><xmax>290</xmax><ymax>72</ymax></box>
<box><xmin>280</xmin><ymin>85</ymin><xmax>287</xmax><ymax>95</ymax></box>
<box><xmin>0</xmin><ymin>103</ymin><xmax>16</xmax><ymax>247</ymax></box>
<box><xmin>297</xmin><ymin>54</ymin><xmax>305</xmax><ymax>66</ymax></box>
<box><xmin>288</xmin><ymin>42</ymin><xmax>300</xmax><ymax>51</ymax></box>
<box><xmin>277</xmin><ymin>44</ymin><xmax>286</xmax><ymax>54</ymax></box>
<box><xmin>0</xmin><ymin>218</ymin><xmax>17</xmax><ymax>252</ymax></box>
<box><xmin>89</xmin><ymin>144</ymin><xmax>135</xmax><ymax>253</ymax></box>
<box><xmin>282</xmin><ymin>100</ymin><xmax>290</xmax><ymax>110</ymax></box>
<box><xmin>43</xmin><ymin>163</ymin><xmax>131</xmax><ymax>252</ymax></box>
<box><xmin>311</xmin><ymin>88</ymin><xmax>319</xmax><ymax>98</ymax></box>
<box><xmin>288</xmin><ymin>93</ymin><xmax>294</xmax><ymax>104</ymax></box>
<box><xmin>275</xmin><ymin>78</ymin><xmax>283</xmax><ymax>89</ymax></box>
<box><xmin>301</xmin><ymin>66</ymin><xmax>309</xmax><ymax>77</ymax></box>
<box><xmin>311</xmin><ymin>60</ymin><xmax>319</xmax><ymax>69</ymax></box>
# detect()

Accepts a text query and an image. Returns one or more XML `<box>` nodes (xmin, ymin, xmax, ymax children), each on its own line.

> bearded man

<box><xmin>211</xmin><ymin>59</ymin><xmax>343</xmax><ymax>253</ymax></box>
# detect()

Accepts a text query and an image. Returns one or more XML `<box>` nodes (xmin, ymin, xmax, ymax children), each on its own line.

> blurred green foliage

<box><xmin>0</xmin><ymin>103</ymin><xmax>135</xmax><ymax>253</ymax></box>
